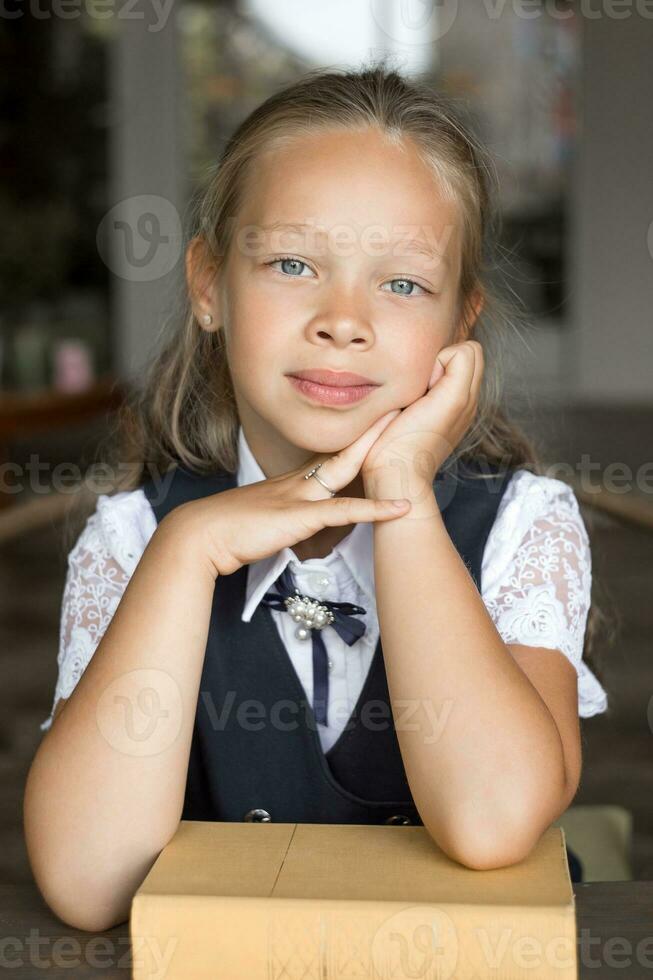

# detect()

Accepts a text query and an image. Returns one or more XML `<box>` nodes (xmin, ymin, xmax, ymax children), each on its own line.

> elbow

<box><xmin>41</xmin><ymin>887</ymin><xmax>128</xmax><ymax>934</ymax></box>
<box><xmin>422</xmin><ymin>762</ymin><xmax>576</xmax><ymax>873</ymax></box>
<box><xmin>442</xmin><ymin>774</ymin><xmax>577</xmax><ymax>872</ymax></box>
<box><xmin>27</xmin><ymin>855</ymin><xmax>130</xmax><ymax>932</ymax></box>
<box><xmin>24</xmin><ymin>819</ymin><xmax>131</xmax><ymax>933</ymax></box>
<box><xmin>23</xmin><ymin>764</ymin><xmax>166</xmax><ymax>933</ymax></box>
<box><xmin>23</xmin><ymin>783</ymin><xmax>119</xmax><ymax>933</ymax></box>
<box><xmin>447</xmin><ymin>833</ymin><xmax>535</xmax><ymax>873</ymax></box>
<box><xmin>26</xmin><ymin>842</ymin><xmax>131</xmax><ymax>932</ymax></box>
<box><xmin>426</xmin><ymin>809</ymin><xmax>544</xmax><ymax>873</ymax></box>
<box><xmin>52</xmin><ymin>903</ymin><xmax>129</xmax><ymax>934</ymax></box>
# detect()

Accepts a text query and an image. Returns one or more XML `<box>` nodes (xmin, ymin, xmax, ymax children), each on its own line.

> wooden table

<box><xmin>2</xmin><ymin>881</ymin><xmax>652</xmax><ymax>978</ymax></box>
<box><xmin>0</xmin><ymin>375</ymin><xmax>127</xmax><ymax>510</ymax></box>
<box><xmin>0</xmin><ymin>376</ymin><xmax>128</xmax><ymax>542</ymax></box>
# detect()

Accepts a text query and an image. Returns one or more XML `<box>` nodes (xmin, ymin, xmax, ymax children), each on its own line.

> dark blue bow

<box><xmin>260</xmin><ymin>564</ymin><xmax>367</xmax><ymax>727</ymax></box>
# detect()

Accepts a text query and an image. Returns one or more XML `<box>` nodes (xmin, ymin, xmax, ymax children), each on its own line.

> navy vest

<box><xmin>140</xmin><ymin>457</ymin><xmax>516</xmax><ymax>829</ymax></box>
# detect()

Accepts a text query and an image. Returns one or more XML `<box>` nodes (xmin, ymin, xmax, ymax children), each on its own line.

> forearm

<box><xmin>24</xmin><ymin>506</ymin><xmax>215</xmax><ymax>931</ymax></box>
<box><xmin>365</xmin><ymin>472</ymin><xmax>567</xmax><ymax>866</ymax></box>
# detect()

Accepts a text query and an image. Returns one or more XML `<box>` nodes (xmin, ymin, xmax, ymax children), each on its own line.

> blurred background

<box><xmin>1</xmin><ymin>0</ymin><xmax>652</xmax><ymax>903</ymax></box>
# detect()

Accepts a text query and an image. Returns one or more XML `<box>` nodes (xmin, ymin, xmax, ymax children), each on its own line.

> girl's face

<box><xmin>194</xmin><ymin>126</ymin><xmax>481</xmax><ymax>478</ymax></box>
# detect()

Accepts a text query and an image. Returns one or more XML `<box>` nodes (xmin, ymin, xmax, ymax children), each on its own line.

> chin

<box><xmin>280</xmin><ymin>417</ymin><xmax>362</xmax><ymax>456</ymax></box>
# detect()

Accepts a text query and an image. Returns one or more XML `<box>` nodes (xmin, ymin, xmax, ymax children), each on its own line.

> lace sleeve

<box><xmin>40</xmin><ymin>489</ymin><xmax>156</xmax><ymax>732</ymax></box>
<box><xmin>481</xmin><ymin>470</ymin><xmax>608</xmax><ymax>718</ymax></box>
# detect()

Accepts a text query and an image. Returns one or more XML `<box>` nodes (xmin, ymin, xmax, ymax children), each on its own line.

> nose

<box><xmin>307</xmin><ymin>294</ymin><xmax>373</xmax><ymax>348</ymax></box>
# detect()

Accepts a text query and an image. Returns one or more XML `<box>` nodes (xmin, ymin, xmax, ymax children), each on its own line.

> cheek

<box><xmin>226</xmin><ymin>294</ymin><xmax>282</xmax><ymax>365</ymax></box>
<box><xmin>395</xmin><ymin>336</ymin><xmax>441</xmax><ymax>393</ymax></box>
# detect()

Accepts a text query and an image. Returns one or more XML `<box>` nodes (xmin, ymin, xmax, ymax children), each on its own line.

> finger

<box><xmin>304</xmin><ymin>410</ymin><xmax>401</xmax><ymax>496</ymax></box>
<box><xmin>428</xmin><ymin>357</ymin><xmax>445</xmax><ymax>389</ymax></box>
<box><xmin>433</xmin><ymin>343</ymin><xmax>476</xmax><ymax>393</ymax></box>
<box><xmin>313</xmin><ymin>494</ymin><xmax>411</xmax><ymax>527</ymax></box>
<box><xmin>347</xmin><ymin>409</ymin><xmax>402</xmax><ymax>462</ymax></box>
<box><xmin>427</xmin><ymin>346</ymin><xmax>459</xmax><ymax>389</ymax></box>
<box><xmin>468</xmin><ymin>341</ymin><xmax>484</xmax><ymax>404</ymax></box>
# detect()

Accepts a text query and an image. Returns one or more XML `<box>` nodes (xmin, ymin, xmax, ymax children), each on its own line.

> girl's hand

<box><xmin>167</xmin><ymin>410</ymin><xmax>410</xmax><ymax>577</ymax></box>
<box><xmin>361</xmin><ymin>340</ymin><xmax>484</xmax><ymax>488</ymax></box>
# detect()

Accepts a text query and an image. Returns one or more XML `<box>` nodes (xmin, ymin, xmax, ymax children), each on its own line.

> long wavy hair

<box><xmin>81</xmin><ymin>60</ymin><xmax>616</xmax><ymax>697</ymax></box>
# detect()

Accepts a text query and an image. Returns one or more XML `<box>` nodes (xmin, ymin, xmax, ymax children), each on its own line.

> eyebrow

<box><xmin>398</xmin><ymin>239</ymin><xmax>449</xmax><ymax>265</ymax></box>
<box><xmin>259</xmin><ymin>221</ymin><xmax>450</xmax><ymax>267</ymax></box>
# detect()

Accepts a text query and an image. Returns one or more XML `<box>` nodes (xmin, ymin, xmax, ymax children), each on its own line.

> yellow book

<box><xmin>131</xmin><ymin>820</ymin><xmax>577</xmax><ymax>979</ymax></box>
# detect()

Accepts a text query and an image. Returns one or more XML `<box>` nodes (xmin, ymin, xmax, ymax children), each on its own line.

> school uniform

<box><xmin>43</xmin><ymin>426</ymin><xmax>606</xmax><ymax>884</ymax></box>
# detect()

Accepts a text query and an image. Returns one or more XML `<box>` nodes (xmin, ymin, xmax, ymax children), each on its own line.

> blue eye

<box><xmin>382</xmin><ymin>278</ymin><xmax>427</xmax><ymax>297</ymax></box>
<box><xmin>266</xmin><ymin>256</ymin><xmax>313</xmax><ymax>277</ymax></box>
<box><xmin>265</xmin><ymin>256</ymin><xmax>429</xmax><ymax>296</ymax></box>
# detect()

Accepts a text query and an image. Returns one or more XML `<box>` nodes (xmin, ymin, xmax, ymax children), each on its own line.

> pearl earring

<box><xmin>202</xmin><ymin>313</ymin><xmax>213</xmax><ymax>326</ymax></box>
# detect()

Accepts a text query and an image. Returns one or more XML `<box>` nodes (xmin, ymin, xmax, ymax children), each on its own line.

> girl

<box><xmin>25</xmin><ymin>63</ymin><xmax>610</xmax><ymax>932</ymax></box>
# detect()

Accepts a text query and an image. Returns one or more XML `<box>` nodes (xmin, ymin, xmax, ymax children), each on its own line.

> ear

<box><xmin>185</xmin><ymin>235</ymin><xmax>224</xmax><ymax>333</ymax></box>
<box><xmin>453</xmin><ymin>287</ymin><xmax>485</xmax><ymax>344</ymax></box>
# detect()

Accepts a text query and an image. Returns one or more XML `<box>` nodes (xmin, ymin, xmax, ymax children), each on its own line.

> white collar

<box><xmin>237</xmin><ymin>425</ymin><xmax>375</xmax><ymax>621</ymax></box>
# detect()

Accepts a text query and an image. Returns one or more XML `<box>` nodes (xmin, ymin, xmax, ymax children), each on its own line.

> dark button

<box><xmin>384</xmin><ymin>814</ymin><xmax>412</xmax><ymax>825</ymax></box>
<box><xmin>243</xmin><ymin>808</ymin><xmax>272</xmax><ymax>822</ymax></box>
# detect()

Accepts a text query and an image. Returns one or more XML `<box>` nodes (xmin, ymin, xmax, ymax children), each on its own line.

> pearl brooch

<box><xmin>284</xmin><ymin>591</ymin><xmax>335</xmax><ymax>641</ymax></box>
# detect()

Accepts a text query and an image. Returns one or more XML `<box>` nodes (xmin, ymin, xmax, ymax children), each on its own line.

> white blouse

<box><xmin>40</xmin><ymin>426</ymin><xmax>609</xmax><ymax>745</ymax></box>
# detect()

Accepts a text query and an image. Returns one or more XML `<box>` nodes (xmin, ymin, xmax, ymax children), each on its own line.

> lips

<box><xmin>287</xmin><ymin>369</ymin><xmax>379</xmax><ymax>388</ymax></box>
<box><xmin>287</xmin><ymin>375</ymin><xmax>377</xmax><ymax>406</ymax></box>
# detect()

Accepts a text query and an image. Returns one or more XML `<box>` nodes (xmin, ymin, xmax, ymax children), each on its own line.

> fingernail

<box><xmin>391</xmin><ymin>499</ymin><xmax>410</xmax><ymax>509</ymax></box>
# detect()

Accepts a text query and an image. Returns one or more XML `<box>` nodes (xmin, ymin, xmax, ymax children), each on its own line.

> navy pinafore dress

<box><xmin>140</xmin><ymin>457</ymin><xmax>583</xmax><ymax>882</ymax></box>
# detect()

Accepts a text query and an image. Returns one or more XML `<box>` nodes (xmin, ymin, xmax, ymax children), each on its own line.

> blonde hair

<box><xmin>86</xmin><ymin>59</ymin><xmax>615</xmax><ymax>694</ymax></box>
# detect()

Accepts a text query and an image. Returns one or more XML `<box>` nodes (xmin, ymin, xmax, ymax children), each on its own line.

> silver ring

<box><xmin>304</xmin><ymin>461</ymin><xmax>336</xmax><ymax>497</ymax></box>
